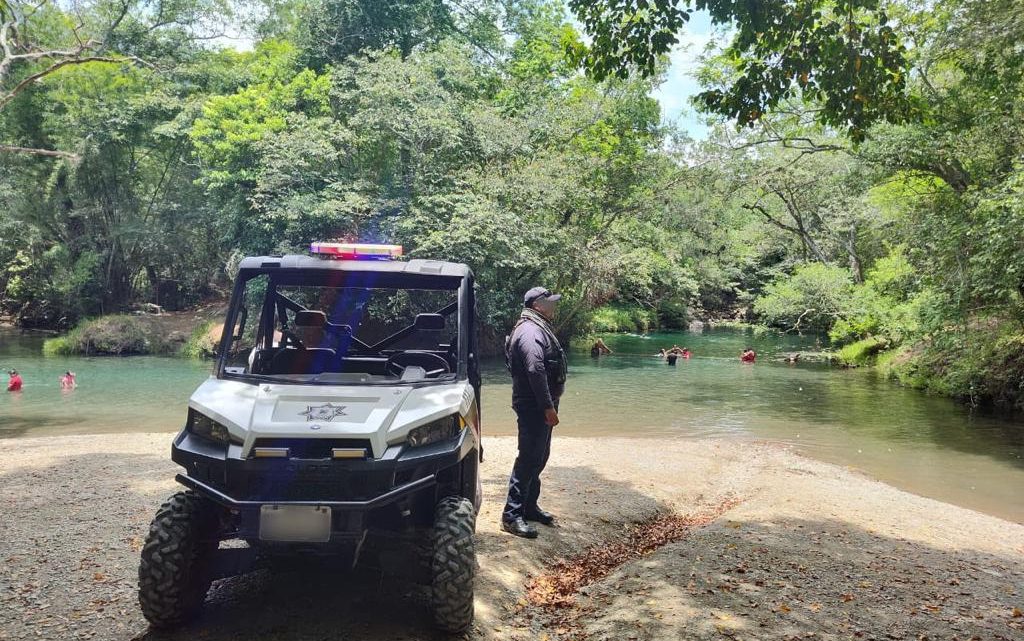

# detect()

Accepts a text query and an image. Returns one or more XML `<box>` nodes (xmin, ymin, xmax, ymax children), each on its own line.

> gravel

<box><xmin>0</xmin><ymin>433</ymin><xmax>1021</xmax><ymax>641</ymax></box>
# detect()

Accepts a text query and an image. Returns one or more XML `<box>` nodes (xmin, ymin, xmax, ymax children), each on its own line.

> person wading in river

<box><xmin>501</xmin><ymin>287</ymin><xmax>567</xmax><ymax>539</ymax></box>
<box><xmin>7</xmin><ymin>369</ymin><xmax>23</xmax><ymax>392</ymax></box>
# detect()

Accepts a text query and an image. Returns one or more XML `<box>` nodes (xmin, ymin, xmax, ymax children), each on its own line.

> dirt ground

<box><xmin>0</xmin><ymin>434</ymin><xmax>1021</xmax><ymax>641</ymax></box>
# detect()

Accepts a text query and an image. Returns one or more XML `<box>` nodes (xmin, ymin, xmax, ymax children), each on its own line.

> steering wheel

<box><xmin>385</xmin><ymin>351</ymin><xmax>451</xmax><ymax>378</ymax></box>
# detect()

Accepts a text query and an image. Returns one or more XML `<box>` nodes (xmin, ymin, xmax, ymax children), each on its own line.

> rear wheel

<box><xmin>138</xmin><ymin>490</ymin><xmax>220</xmax><ymax>628</ymax></box>
<box><xmin>429</xmin><ymin>496</ymin><xmax>476</xmax><ymax>633</ymax></box>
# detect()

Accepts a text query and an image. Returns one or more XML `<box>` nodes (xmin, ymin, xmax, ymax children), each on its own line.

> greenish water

<box><xmin>2</xmin><ymin>327</ymin><xmax>1023</xmax><ymax>523</ymax></box>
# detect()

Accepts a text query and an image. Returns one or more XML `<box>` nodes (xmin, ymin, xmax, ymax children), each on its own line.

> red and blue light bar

<box><xmin>310</xmin><ymin>242</ymin><xmax>403</xmax><ymax>260</ymax></box>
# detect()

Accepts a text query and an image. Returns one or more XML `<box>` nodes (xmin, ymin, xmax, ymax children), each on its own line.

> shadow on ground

<box><xmin>553</xmin><ymin>516</ymin><xmax>1024</xmax><ymax>641</ymax></box>
<box><xmin>2</xmin><ymin>441</ymin><xmax>1022</xmax><ymax>641</ymax></box>
<box><xmin>0</xmin><ymin>448</ymin><xmax>673</xmax><ymax>641</ymax></box>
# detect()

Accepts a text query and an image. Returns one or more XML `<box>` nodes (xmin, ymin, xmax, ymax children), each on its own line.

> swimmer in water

<box><xmin>60</xmin><ymin>371</ymin><xmax>77</xmax><ymax>390</ymax></box>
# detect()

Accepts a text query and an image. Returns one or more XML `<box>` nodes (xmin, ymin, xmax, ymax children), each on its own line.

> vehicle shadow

<box><xmin>0</xmin><ymin>444</ymin><xmax>679</xmax><ymax>641</ymax></box>
<box><xmin>4</xmin><ymin>441</ymin><xmax>1019</xmax><ymax>641</ymax></box>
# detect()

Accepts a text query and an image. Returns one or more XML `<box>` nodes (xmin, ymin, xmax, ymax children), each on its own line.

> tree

<box><xmin>567</xmin><ymin>0</ymin><xmax>915</xmax><ymax>141</ymax></box>
<box><xmin>1</xmin><ymin>0</ymin><xmax>234</xmax><ymax>158</ymax></box>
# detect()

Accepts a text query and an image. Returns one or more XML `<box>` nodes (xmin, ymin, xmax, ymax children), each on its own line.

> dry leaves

<box><xmin>524</xmin><ymin>499</ymin><xmax>742</xmax><ymax>610</ymax></box>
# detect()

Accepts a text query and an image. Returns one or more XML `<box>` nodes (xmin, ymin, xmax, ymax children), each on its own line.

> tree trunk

<box><xmin>847</xmin><ymin>226</ymin><xmax>863</xmax><ymax>284</ymax></box>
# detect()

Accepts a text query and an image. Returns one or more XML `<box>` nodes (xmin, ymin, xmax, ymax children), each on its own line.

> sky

<box><xmin>650</xmin><ymin>10</ymin><xmax>718</xmax><ymax>140</ymax></box>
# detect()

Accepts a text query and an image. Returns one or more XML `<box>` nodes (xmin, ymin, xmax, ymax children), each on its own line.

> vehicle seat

<box><xmin>268</xmin><ymin>347</ymin><xmax>336</xmax><ymax>374</ymax></box>
<box><xmin>294</xmin><ymin>310</ymin><xmax>331</xmax><ymax>349</ymax></box>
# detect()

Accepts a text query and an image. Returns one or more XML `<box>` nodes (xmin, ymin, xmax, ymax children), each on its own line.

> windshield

<box><xmin>220</xmin><ymin>272</ymin><xmax>461</xmax><ymax>385</ymax></box>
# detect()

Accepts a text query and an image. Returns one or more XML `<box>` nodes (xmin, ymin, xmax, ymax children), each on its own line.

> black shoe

<box><xmin>501</xmin><ymin>517</ymin><xmax>538</xmax><ymax>538</ymax></box>
<box><xmin>525</xmin><ymin>508</ymin><xmax>555</xmax><ymax>526</ymax></box>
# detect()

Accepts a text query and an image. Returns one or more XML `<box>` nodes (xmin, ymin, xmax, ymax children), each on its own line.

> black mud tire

<box><xmin>429</xmin><ymin>496</ymin><xmax>477</xmax><ymax>634</ymax></box>
<box><xmin>138</xmin><ymin>490</ymin><xmax>220</xmax><ymax>629</ymax></box>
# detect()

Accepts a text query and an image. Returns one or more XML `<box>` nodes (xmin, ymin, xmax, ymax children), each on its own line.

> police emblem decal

<box><xmin>298</xmin><ymin>403</ymin><xmax>347</xmax><ymax>422</ymax></box>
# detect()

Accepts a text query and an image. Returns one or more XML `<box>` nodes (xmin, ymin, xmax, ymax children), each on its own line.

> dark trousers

<box><xmin>502</xmin><ymin>403</ymin><xmax>554</xmax><ymax>522</ymax></box>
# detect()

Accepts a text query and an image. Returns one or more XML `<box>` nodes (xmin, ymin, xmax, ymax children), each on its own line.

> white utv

<box><xmin>138</xmin><ymin>244</ymin><xmax>483</xmax><ymax>633</ymax></box>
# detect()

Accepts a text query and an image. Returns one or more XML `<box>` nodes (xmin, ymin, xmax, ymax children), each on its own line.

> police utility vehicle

<box><xmin>137</xmin><ymin>243</ymin><xmax>482</xmax><ymax>633</ymax></box>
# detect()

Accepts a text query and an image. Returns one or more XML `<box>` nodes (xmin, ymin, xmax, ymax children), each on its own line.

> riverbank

<box><xmin>1</xmin><ymin>434</ymin><xmax>1021</xmax><ymax>641</ymax></box>
<box><xmin>39</xmin><ymin>302</ymin><xmax>227</xmax><ymax>358</ymax></box>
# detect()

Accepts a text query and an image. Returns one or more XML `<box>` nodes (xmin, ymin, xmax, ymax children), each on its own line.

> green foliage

<box><xmin>2</xmin><ymin>0</ymin><xmax>1023</xmax><ymax>412</ymax></box>
<box><xmin>181</xmin><ymin>321</ymin><xmax>219</xmax><ymax>359</ymax></box>
<box><xmin>754</xmin><ymin>264</ymin><xmax>854</xmax><ymax>332</ymax></box>
<box><xmin>568</xmin><ymin>0</ymin><xmax>914</xmax><ymax>140</ymax></box>
<box><xmin>5</xmin><ymin>246</ymin><xmax>103</xmax><ymax>327</ymax></box>
<box><xmin>836</xmin><ymin>336</ymin><xmax>889</xmax><ymax>366</ymax></box>
<box><xmin>829</xmin><ymin>247</ymin><xmax>924</xmax><ymax>345</ymax></box>
<box><xmin>42</xmin><ymin>316</ymin><xmax>155</xmax><ymax>356</ymax></box>
<box><xmin>588</xmin><ymin>304</ymin><xmax>658</xmax><ymax>334</ymax></box>
<box><xmin>879</xmin><ymin>321</ymin><xmax>1024</xmax><ymax>410</ymax></box>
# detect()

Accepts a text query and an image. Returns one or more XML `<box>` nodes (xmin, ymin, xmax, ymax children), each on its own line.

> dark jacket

<box><xmin>506</xmin><ymin>318</ymin><xmax>566</xmax><ymax>410</ymax></box>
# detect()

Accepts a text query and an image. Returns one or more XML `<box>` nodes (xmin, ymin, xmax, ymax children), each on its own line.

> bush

<box><xmin>656</xmin><ymin>300</ymin><xmax>688</xmax><ymax>329</ymax></box>
<box><xmin>754</xmin><ymin>263</ymin><xmax>854</xmax><ymax>332</ymax></box>
<box><xmin>829</xmin><ymin>247</ymin><xmax>923</xmax><ymax>345</ymax></box>
<box><xmin>42</xmin><ymin>335</ymin><xmax>73</xmax><ymax>357</ymax></box>
<box><xmin>877</xmin><ymin>319</ymin><xmax>1024</xmax><ymax>409</ymax></box>
<box><xmin>836</xmin><ymin>336</ymin><xmax>889</xmax><ymax>366</ymax></box>
<box><xmin>589</xmin><ymin>304</ymin><xmax>658</xmax><ymax>333</ymax></box>
<box><xmin>43</xmin><ymin>316</ymin><xmax>151</xmax><ymax>356</ymax></box>
<box><xmin>181</xmin><ymin>321</ymin><xmax>220</xmax><ymax>359</ymax></box>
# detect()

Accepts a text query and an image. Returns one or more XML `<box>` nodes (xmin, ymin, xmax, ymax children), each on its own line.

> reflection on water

<box><xmin>2</xmin><ymin>327</ymin><xmax>1022</xmax><ymax>522</ymax></box>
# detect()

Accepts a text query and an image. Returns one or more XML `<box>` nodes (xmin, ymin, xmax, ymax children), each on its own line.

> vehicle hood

<box><xmin>188</xmin><ymin>378</ymin><xmax>474</xmax><ymax>458</ymax></box>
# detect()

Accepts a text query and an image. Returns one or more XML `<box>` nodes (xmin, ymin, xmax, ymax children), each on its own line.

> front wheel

<box><xmin>138</xmin><ymin>490</ymin><xmax>219</xmax><ymax>629</ymax></box>
<box><xmin>429</xmin><ymin>496</ymin><xmax>477</xmax><ymax>633</ymax></box>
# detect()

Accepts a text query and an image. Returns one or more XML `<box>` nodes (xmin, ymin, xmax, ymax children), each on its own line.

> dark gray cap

<box><xmin>524</xmin><ymin>286</ymin><xmax>561</xmax><ymax>306</ymax></box>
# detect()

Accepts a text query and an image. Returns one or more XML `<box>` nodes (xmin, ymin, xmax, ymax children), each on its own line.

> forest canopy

<box><xmin>1</xmin><ymin>0</ymin><xmax>1022</xmax><ymax>406</ymax></box>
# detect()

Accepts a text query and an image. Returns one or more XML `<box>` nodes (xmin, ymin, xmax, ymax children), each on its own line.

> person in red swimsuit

<box><xmin>7</xmin><ymin>369</ymin><xmax>23</xmax><ymax>391</ymax></box>
<box><xmin>740</xmin><ymin>348</ymin><xmax>756</xmax><ymax>363</ymax></box>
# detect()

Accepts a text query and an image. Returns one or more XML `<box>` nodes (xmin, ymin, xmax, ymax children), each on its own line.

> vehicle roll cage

<box><xmin>268</xmin><ymin>290</ymin><xmax>459</xmax><ymax>355</ymax></box>
<box><xmin>215</xmin><ymin>260</ymin><xmax>480</xmax><ymax>394</ymax></box>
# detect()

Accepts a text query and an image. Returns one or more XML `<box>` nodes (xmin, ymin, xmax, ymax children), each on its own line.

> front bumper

<box><xmin>172</xmin><ymin>427</ymin><xmax>476</xmax><ymax>541</ymax></box>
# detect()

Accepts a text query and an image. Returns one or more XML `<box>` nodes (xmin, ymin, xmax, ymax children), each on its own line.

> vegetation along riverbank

<box><xmin>2</xmin><ymin>0</ymin><xmax>1023</xmax><ymax>409</ymax></box>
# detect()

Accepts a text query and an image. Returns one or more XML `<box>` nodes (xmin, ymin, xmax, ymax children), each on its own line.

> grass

<box><xmin>180</xmin><ymin>321</ymin><xmax>219</xmax><ymax>359</ymax></box>
<box><xmin>42</xmin><ymin>315</ymin><xmax>172</xmax><ymax>356</ymax></box>
<box><xmin>872</xmin><ymin>318</ymin><xmax>1024</xmax><ymax>410</ymax></box>
<box><xmin>836</xmin><ymin>336</ymin><xmax>890</xmax><ymax>366</ymax></box>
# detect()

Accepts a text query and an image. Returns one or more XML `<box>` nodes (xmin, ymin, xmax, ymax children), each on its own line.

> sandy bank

<box><xmin>0</xmin><ymin>434</ymin><xmax>1021</xmax><ymax>641</ymax></box>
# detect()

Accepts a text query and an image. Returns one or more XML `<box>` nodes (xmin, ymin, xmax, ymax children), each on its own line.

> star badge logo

<box><xmin>298</xmin><ymin>403</ymin><xmax>348</xmax><ymax>422</ymax></box>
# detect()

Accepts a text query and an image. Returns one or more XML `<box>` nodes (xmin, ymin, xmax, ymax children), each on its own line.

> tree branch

<box><xmin>0</xmin><ymin>55</ymin><xmax>130</xmax><ymax>109</ymax></box>
<box><xmin>0</xmin><ymin>144</ymin><xmax>78</xmax><ymax>159</ymax></box>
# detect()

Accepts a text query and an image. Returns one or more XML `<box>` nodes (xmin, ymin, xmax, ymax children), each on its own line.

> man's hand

<box><xmin>544</xmin><ymin>408</ymin><xmax>559</xmax><ymax>427</ymax></box>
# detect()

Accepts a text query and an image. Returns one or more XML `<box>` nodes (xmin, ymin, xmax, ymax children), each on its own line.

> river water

<box><xmin>2</xmin><ymin>327</ymin><xmax>1022</xmax><ymax>523</ymax></box>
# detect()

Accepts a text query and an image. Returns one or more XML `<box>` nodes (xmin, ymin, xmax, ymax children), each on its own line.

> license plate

<box><xmin>259</xmin><ymin>505</ymin><xmax>332</xmax><ymax>542</ymax></box>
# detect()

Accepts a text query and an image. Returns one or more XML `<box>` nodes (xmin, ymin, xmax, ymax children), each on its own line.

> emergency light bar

<box><xmin>310</xmin><ymin>242</ymin><xmax>403</xmax><ymax>260</ymax></box>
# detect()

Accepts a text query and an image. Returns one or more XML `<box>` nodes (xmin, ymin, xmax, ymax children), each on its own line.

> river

<box><xmin>1</xmin><ymin>326</ymin><xmax>1022</xmax><ymax>523</ymax></box>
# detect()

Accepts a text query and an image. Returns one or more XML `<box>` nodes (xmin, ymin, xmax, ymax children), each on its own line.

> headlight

<box><xmin>188</xmin><ymin>409</ymin><xmax>231</xmax><ymax>444</ymax></box>
<box><xmin>406</xmin><ymin>415</ymin><xmax>461</xmax><ymax>448</ymax></box>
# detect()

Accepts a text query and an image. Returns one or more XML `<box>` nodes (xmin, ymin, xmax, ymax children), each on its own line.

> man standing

<box><xmin>501</xmin><ymin>287</ymin><xmax>567</xmax><ymax>538</ymax></box>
